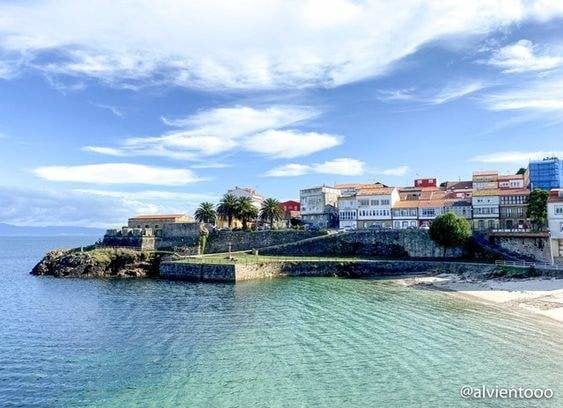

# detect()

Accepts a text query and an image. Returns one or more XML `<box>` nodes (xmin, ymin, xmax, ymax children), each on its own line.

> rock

<box><xmin>31</xmin><ymin>247</ymin><xmax>161</xmax><ymax>278</ymax></box>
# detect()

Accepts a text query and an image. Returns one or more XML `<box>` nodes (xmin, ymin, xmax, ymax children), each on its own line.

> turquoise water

<box><xmin>0</xmin><ymin>237</ymin><xmax>561</xmax><ymax>407</ymax></box>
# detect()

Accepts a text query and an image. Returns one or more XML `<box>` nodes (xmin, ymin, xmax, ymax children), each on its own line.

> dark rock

<box><xmin>31</xmin><ymin>248</ymin><xmax>161</xmax><ymax>278</ymax></box>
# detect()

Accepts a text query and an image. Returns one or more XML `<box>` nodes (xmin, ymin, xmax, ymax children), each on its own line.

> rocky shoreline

<box><xmin>31</xmin><ymin>247</ymin><xmax>163</xmax><ymax>278</ymax></box>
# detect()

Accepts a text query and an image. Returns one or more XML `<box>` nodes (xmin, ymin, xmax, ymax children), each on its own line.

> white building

<box><xmin>498</xmin><ymin>174</ymin><xmax>525</xmax><ymax>189</ymax></box>
<box><xmin>356</xmin><ymin>187</ymin><xmax>399</xmax><ymax>229</ymax></box>
<box><xmin>392</xmin><ymin>201</ymin><xmax>418</xmax><ymax>229</ymax></box>
<box><xmin>227</xmin><ymin>186</ymin><xmax>265</xmax><ymax>209</ymax></box>
<box><xmin>472</xmin><ymin>190</ymin><xmax>500</xmax><ymax>231</ymax></box>
<box><xmin>337</xmin><ymin>194</ymin><xmax>358</xmax><ymax>229</ymax></box>
<box><xmin>300</xmin><ymin>185</ymin><xmax>341</xmax><ymax>228</ymax></box>
<box><xmin>472</xmin><ymin>171</ymin><xmax>498</xmax><ymax>191</ymax></box>
<box><xmin>548</xmin><ymin>189</ymin><xmax>563</xmax><ymax>259</ymax></box>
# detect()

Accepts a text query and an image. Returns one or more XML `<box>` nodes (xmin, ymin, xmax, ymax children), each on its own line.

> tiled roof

<box><xmin>472</xmin><ymin>189</ymin><xmax>499</xmax><ymax>197</ymax></box>
<box><xmin>356</xmin><ymin>187</ymin><xmax>395</xmax><ymax>196</ymax></box>
<box><xmin>392</xmin><ymin>201</ymin><xmax>419</xmax><ymax>209</ymax></box>
<box><xmin>129</xmin><ymin>214</ymin><xmax>186</xmax><ymax>220</ymax></box>
<box><xmin>442</xmin><ymin>180</ymin><xmax>473</xmax><ymax>190</ymax></box>
<box><xmin>418</xmin><ymin>200</ymin><xmax>445</xmax><ymax>208</ymax></box>
<box><xmin>444</xmin><ymin>197</ymin><xmax>472</xmax><ymax>205</ymax></box>
<box><xmin>498</xmin><ymin>174</ymin><xmax>524</xmax><ymax>180</ymax></box>
<box><xmin>498</xmin><ymin>188</ymin><xmax>530</xmax><ymax>196</ymax></box>
<box><xmin>473</xmin><ymin>170</ymin><xmax>498</xmax><ymax>176</ymax></box>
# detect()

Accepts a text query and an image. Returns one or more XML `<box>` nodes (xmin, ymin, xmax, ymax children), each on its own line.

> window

<box><xmin>381</xmin><ymin>199</ymin><xmax>390</xmax><ymax>205</ymax></box>
<box><xmin>359</xmin><ymin>199</ymin><xmax>369</xmax><ymax>206</ymax></box>
<box><xmin>370</xmin><ymin>199</ymin><xmax>379</xmax><ymax>206</ymax></box>
<box><xmin>556</xmin><ymin>206</ymin><xmax>563</xmax><ymax>215</ymax></box>
<box><xmin>560</xmin><ymin>222</ymin><xmax>563</xmax><ymax>232</ymax></box>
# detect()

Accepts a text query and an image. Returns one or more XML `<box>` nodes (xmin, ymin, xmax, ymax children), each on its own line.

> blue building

<box><xmin>528</xmin><ymin>157</ymin><xmax>563</xmax><ymax>190</ymax></box>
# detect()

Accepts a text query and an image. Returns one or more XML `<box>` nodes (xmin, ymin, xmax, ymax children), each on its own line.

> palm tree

<box><xmin>236</xmin><ymin>196</ymin><xmax>258</xmax><ymax>230</ymax></box>
<box><xmin>194</xmin><ymin>202</ymin><xmax>216</xmax><ymax>224</ymax></box>
<box><xmin>217</xmin><ymin>194</ymin><xmax>238</xmax><ymax>229</ymax></box>
<box><xmin>260</xmin><ymin>198</ymin><xmax>284</xmax><ymax>228</ymax></box>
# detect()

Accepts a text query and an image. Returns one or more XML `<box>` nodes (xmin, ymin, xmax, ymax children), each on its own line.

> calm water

<box><xmin>0</xmin><ymin>236</ymin><xmax>561</xmax><ymax>407</ymax></box>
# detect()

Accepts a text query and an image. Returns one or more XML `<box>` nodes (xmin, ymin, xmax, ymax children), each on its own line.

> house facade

<box><xmin>392</xmin><ymin>201</ymin><xmax>418</xmax><ymax>229</ymax></box>
<box><xmin>498</xmin><ymin>189</ymin><xmax>529</xmax><ymax>230</ymax></box>
<box><xmin>300</xmin><ymin>186</ymin><xmax>341</xmax><ymax>228</ymax></box>
<box><xmin>472</xmin><ymin>190</ymin><xmax>500</xmax><ymax>230</ymax></box>
<box><xmin>548</xmin><ymin>189</ymin><xmax>563</xmax><ymax>259</ymax></box>
<box><xmin>444</xmin><ymin>198</ymin><xmax>472</xmax><ymax>220</ymax></box>
<box><xmin>279</xmin><ymin>200</ymin><xmax>301</xmax><ymax>227</ymax></box>
<box><xmin>356</xmin><ymin>187</ymin><xmax>399</xmax><ymax>229</ymax></box>
<box><xmin>337</xmin><ymin>194</ymin><xmax>358</xmax><ymax>229</ymax></box>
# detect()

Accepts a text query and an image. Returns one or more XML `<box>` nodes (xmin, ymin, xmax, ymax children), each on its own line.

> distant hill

<box><xmin>0</xmin><ymin>223</ymin><xmax>105</xmax><ymax>237</ymax></box>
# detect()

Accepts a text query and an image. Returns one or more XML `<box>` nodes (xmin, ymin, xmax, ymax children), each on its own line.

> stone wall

<box><xmin>160</xmin><ymin>262</ymin><xmax>235</xmax><ymax>282</ymax></box>
<box><xmin>101</xmin><ymin>235</ymin><xmax>155</xmax><ymax>250</ymax></box>
<box><xmin>155</xmin><ymin>222</ymin><xmax>200</xmax><ymax>250</ymax></box>
<box><xmin>204</xmin><ymin>230</ymin><xmax>325</xmax><ymax>253</ymax></box>
<box><xmin>160</xmin><ymin>259</ymin><xmax>501</xmax><ymax>282</ymax></box>
<box><xmin>260</xmin><ymin>230</ymin><xmax>461</xmax><ymax>259</ymax></box>
<box><xmin>490</xmin><ymin>232</ymin><xmax>553</xmax><ymax>264</ymax></box>
<box><xmin>235</xmin><ymin>260</ymin><xmax>499</xmax><ymax>281</ymax></box>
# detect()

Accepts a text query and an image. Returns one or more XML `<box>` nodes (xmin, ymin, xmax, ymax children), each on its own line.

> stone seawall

<box><xmin>489</xmin><ymin>233</ymin><xmax>553</xmax><ymax>264</ymax></box>
<box><xmin>160</xmin><ymin>259</ymin><xmax>501</xmax><ymax>282</ymax></box>
<box><xmin>160</xmin><ymin>262</ymin><xmax>235</xmax><ymax>282</ymax></box>
<box><xmin>260</xmin><ymin>230</ymin><xmax>462</xmax><ymax>259</ymax></box>
<box><xmin>205</xmin><ymin>230</ymin><xmax>325</xmax><ymax>253</ymax></box>
<box><xmin>155</xmin><ymin>222</ymin><xmax>200</xmax><ymax>250</ymax></box>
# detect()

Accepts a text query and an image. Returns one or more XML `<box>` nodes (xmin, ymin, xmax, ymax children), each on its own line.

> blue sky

<box><xmin>0</xmin><ymin>0</ymin><xmax>563</xmax><ymax>227</ymax></box>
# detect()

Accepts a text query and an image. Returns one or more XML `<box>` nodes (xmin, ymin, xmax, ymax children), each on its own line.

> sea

<box><xmin>0</xmin><ymin>236</ymin><xmax>561</xmax><ymax>407</ymax></box>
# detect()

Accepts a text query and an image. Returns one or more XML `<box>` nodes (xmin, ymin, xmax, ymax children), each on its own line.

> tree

<box><xmin>217</xmin><ymin>194</ymin><xmax>238</xmax><ymax>229</ymax></box>
<box><xmin>429</xmin><ymin>212</ymin><xmax>472</xmax><ymax>257</ymax></box>
<box><xmin>194</xmin><ymin>202</ymin><xmax>216</xmax><ymax>224</ymax></box>
<box><xmin>236</xmin><ymin>196</ymin><xmax>258</xmax><ymax>230</ymax></box>
<box><xmin>516</xmin><ymin>167</ymin><xmax>527</xmax><ymax>175</ymax></box>
<box><xmin>527</xmin><ymin>189</ymin><xmax>549</xmax><ymax>230</ymax></box>
<box><xmin>260</xmin><ymin>198</ymin><xmax>284</xmax><ymax>228</ymax></box>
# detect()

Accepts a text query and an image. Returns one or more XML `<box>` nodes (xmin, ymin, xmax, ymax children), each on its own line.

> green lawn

<box><xmin>174</xmin><ymin>253</ymin><xmax>369</xmax><ymax>265</ymax></box>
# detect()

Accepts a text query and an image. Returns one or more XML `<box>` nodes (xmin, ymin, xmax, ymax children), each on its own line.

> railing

<box><xmin>494</xmin><ymin>260</ymin><xmax>563</xmax><ymax>270</ymax></box>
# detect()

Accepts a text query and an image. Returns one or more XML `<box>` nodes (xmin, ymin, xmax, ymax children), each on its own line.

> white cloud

<box><xmin>83</xmin><ymin>146</ymin><xmax>126</xmax><ymax>156</ymax></box>
<box><xmin>1</xmin><ymin>1</ymin><xmax>562</xmax><ymax>90</ymax></box>
<box><xmin>377</xmin><ymin>89</ymin><xmax>415</xmax><ymax>101</ymax></box>
<box><xmin>86</xmin><ymin>105</ymin><xmax>338</xmax><ymax>161</ymax></box>
<box><xmin>92</xmin><ymin>103</ymin><xmax>124</xmax><ymax>117</ymax></box>
<box><xmin>33</xmin><ymin>163</ymin><xmax>203</xmax><ymax>185</ymax></box>
<box><xmin>244</xmin><ymin>130</ymin><xmax>341</xmax><ymax>158</ymax></box>
<box><xmin>374</xmin><ymin>165</ymin><xmax>409</xmax><ymax>176</ymax></box>
<box><xmin>265</xmin><ymin>158</ymin><xmax>364</xmax><ymax>177</ymax></box>
<box><xmin>265</xmin><ymin>163</ymin><xmax>312</xmax><ymax>177</ymax></box>
<box><xmin>489</xmin><ymin>39</ymin><xmax>562</xmax><ymax>73</ymax></box>
<box><xmin>313</xmin><ymin>158</ymin><xmax>365</xmax><ymax>176</ymax></box>
<box><xmin>430</xmin><ymin>81</ymin><xmax>487</xmax><ymax>104</ymax></box>
<box><xmin>0</xmin><ymin>186</ymin><xmax>214</xmax><ymax>227</ymax></box>
<box><xmin>483</xmin><ymin>75</ymin><xmax>563</xmax><ymax>112</ymax></box>
<box><xmin>74</xmin><ymin>189</ymin><xmax>218</xmax><ymax>201</ymax></box>
<box><xmin>470</xmin><ymin>150</ymin><xmax>563</xmax><ymax>163</ymax></box>
<box><xmin>378</xmin><ymin>81</ymin><xmax>487</xmax><ymax>106</ymax></box>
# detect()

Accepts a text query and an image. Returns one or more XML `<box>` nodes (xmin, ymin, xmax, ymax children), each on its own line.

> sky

<box><xmin>0</xmin><ymin>0</ymin><xmax>563</xmax><ymax>227</ymax></box>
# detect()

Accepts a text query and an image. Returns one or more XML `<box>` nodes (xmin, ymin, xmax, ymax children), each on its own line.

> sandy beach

<box><xmin>394</xmin><ymin>274</ymin><xmax>563</xmax><ymax>323</ymax></box>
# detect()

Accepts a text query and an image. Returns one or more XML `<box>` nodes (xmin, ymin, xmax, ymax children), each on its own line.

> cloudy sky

<box><xmin>1</xmin><ymin>0</ymin><xmax>563</xmax><ymax>227</ymax></box>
